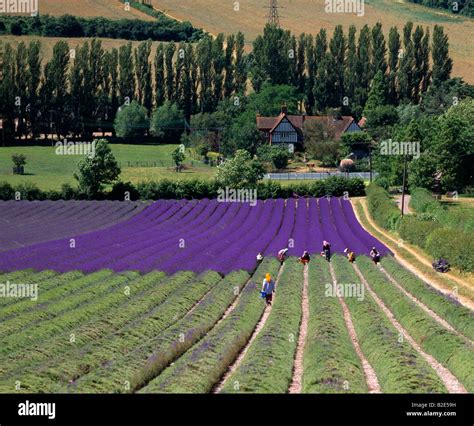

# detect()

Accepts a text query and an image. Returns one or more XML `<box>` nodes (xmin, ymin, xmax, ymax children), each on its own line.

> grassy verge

<box><xmin>302</xmin><ymin>257</ymin><xmax>367</xmax><ymax>393</ymax></box>
<box><xmin>381</xmin><ymin>257</ymin><xmax>474</xmax><ymax>341</ymax></box>
<box><xmin>219</xmin><ymin>259</ymin><xmax>303</xmax><ymax>393</ymax></box>
<box><xmin>357</xmin><ymin>255</ymin><xmax>474</xmax><ymax>392</ymax></box>
<box><xmin>139</xmin><ymin>260</ymin><xmax>280</xmax><ymax>393</ymax></box>
<box><xmin>332</xmin><ymin>256</ymin><xmax>446</xmax><ymax>393</ymax></box>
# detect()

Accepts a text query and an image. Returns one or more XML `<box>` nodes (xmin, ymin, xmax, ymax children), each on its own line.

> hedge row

<box><xmin>410</xmin><ymin>187</ymin><xmax>474</xmax><ymax>233</ymax></box>
<box><xmin>365</xmin><ymin>183</ymin><xmax>401</xmax><ymax>231</ymax></box>
<box><xmin>0</xmin><ymin>177</ymin><xmax>366</xmax><ymax>201</ymax></box>
<box><xmin>0</xmin><ymin>14</ymin><xmax>203</xmax><ymax>42</ymax></box>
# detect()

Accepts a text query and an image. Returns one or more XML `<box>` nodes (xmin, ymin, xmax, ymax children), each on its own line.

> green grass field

<box><xmin>0</xmin><ymin>145</ymin><xmax>215</xmax><ymax>190</ymax></box>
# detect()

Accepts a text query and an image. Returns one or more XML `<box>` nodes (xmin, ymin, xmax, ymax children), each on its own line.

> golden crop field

<box><xmin>39</xmin><ymin>0</ymin><xmax>155</xmax><ymax>21</ymax></box>
<box><xmin>152</xmin><ymin>0</ymin><xmax>474</xmax><ymax>83</ymax></box>
<box><xmin>0</xmin><ymin>35</ymin><xmax>169</xmax><ymax>63</ymax></box>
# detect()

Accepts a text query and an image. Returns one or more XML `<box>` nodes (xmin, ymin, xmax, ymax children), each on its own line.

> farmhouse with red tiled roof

<box><xmin>256</xmin><ymin>105</ymin><xmax>362</xmax><ymax>149</ymax></box>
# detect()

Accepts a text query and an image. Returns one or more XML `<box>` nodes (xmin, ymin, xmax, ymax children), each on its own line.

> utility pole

<box><xmin>268</xmin><ymin>0</ymin><xmax>280</xmax><ymax>26</ymax></box>
<box><xmin>369</xmin><ymin>140</ymin><xmax>373</xmax><ymax>183</ymax></box>
<box><xmin>401</xmin><ymin>152</ymin><xmax>408</xmax><ymax>217</ymax></box>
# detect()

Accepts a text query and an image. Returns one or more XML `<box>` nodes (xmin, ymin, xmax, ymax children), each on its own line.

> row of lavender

<box><xmin>0</xmin><ymin>198</ymin><xmax>390</xmax><ymax>274</ymax></box>
<box><xmin>0</xmin><ymin>200</ymin><xmax>149</xmax><ymax>252</ymax></box>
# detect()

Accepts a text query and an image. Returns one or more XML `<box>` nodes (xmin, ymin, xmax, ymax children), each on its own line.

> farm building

<box><xmin>256</xmin><ymin>105</ymin><xmax>362</xmax><ymax>149</ymax></box>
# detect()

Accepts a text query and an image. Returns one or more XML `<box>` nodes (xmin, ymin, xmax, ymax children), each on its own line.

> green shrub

<box><xmin>0</xmin><ymin>177</ymin><xmax>365</xmax><ymax>201</ymax></box>
<box><xmin>15</xmin><ymin>182</ymin><xmax>43</xmax><ymax>200</ymax></box>
<box><xmin>109</xmin><ymin>181</ymin><xmax>140</xmax><ymax>201</ymax></box>
<box><xmin>410</xmin><ymin>188</ymin><xmax>445</xmax><ymax>215</ymax></box>
<box><xmin>398</xmin><ymin>216</ymin><xmax>439</xmax><ymax>248</ymax></box>
<box><xmin>0</xmin><ymin>182</ymin><xmax>14</xmax><ymax>200</ymax></box>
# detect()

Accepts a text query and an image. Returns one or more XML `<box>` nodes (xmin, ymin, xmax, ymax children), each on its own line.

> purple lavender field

<box><xmin>0</xmin><ymin>197</ymin><xmax>390</xmax><ymax>274</ymax></box>
<box><xmin>0</xmin><ymin>200</ymin><xmax>149</xmax><ymax>252</ymax></box>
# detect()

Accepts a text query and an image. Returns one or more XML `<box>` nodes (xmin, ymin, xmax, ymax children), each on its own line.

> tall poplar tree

<box><xmin>223</xmin><ymin>34</ymin><xmax>235</xmax><ymax>99</ymax></box>
<box><xmin>164</xmin><ymin>42</ymin><xmax>176</xmax><ymax>101</ymax></box>
<box><xmin>387</xmin><ymin>26</ymin><xmax>401</xmax><ymax>105</ymax></box>
<box><xmin>234</xmin><ymin>32</ymin><xmax>247</xmax><ymax>94</ymax></box>
<box><xmin>432</xmin><ymin>25</ymin><xmax>452</xmax><ymax>85</ymax></box>
<box><xmin>118</xmin><ymin>42</ymin><xmax>135</xmax><ymax>104</ymax></box>
<box><xmin>154</xmin><ymin>44</ymin><xmax>165</xmax><ymax>108</ymax></box>
<box><xmin>398</xmin><ymin>22</ymin><xmax>415</xmax><ymax>102</ymax></box>
<box><xmin>135</xmin><ymin>40</ymin><xmax>152</xmax><ymax>113</ymax></box>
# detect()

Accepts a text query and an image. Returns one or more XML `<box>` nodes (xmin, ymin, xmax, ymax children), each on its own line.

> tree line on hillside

<box><xmin>251</xmin><ymin>23</ymin><xmax>453</xmax><ymax>117</ymax></box>
<box><xmin>407</xmin><ymin>0</ymin><xmax>473</xmax><ymax>16</ymax></box>
<box><xmin>0</xmin><ymin>32</ymin><xmax>247</xmax><ymax>141</ymax></box>
<box><xmin>0</xmin><ymin>14</ymin><xmax>204</xmax><ymax>42</ymax></box>
<box><xmin>0</xmin><ymin>22</ymin><xmax>456</xmax><ymax>144</ymax></box>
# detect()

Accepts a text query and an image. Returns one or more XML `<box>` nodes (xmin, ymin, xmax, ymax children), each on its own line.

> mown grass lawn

<box><xmin>0</xmin><ymin>144</ymin><xmax>216</xmax><ymax>190</ymax></box>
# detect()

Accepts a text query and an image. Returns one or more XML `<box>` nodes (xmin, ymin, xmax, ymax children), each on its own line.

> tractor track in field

<box><xmin>288</xmin><ymin>263</ymin><xmax>309</xmax><ymax>394</ymax></box>
<box><xmin>213</xmin><ymin>263</ymin><xmax>285</xmax><ymax>393</ymax></box>
<box><xmin>379</xmin><ymin>266</ymin><xmax>473</xmax><ymax>347</ymax></box>
<box><xmin>351</xmin><ymin>199</ymin><xmax>474</xmax><ymax>311</ymax></box>
<box><xmin>329</xmin><ymin>263</ymin><xmax>381</xmax><ymax>394</ymax></box>
<box><xmin>353</xmin><ymin>264</ymin><xmax>467</xmax><ymax>394</ymax></box>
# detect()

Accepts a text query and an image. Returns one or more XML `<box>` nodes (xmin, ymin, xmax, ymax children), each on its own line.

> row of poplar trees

<box><xmin>0</xmin><ymin>32</ymin><xmax>247</xmax><ymax>140</ymax></box>
<box><xmin>0</xmin><ymin>22</ymin><xmax>453</xmax><ymax>140</ymax></box>
<box><xmin>251</xmin><ymin>22</ymin><xmax>453</xmax><ymax>116</ymax></box>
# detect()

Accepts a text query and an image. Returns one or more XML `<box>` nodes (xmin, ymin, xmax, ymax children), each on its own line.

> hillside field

<box><xmin>0</xmin><ymin>35</ymin><xmax>172</xmax><ymax>64</ymax></box>
<box><xmin>38</xmin><ymin>0</ymin><xmax>155</xmax><ymax>21</ymax></box>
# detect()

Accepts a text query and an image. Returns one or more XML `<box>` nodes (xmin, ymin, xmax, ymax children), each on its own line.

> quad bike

<box><xmin>432</xmin><ymin>258</ymin><xmax>450</xmax><ymax>273</ymax></box>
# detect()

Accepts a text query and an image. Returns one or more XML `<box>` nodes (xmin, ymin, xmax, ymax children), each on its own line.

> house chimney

<box><xmin>281</xmin><ymin>102</ymin><xmax>288</xmax><ymax>114</ymax></box>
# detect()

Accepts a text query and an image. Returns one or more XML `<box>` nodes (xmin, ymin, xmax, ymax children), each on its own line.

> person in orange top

<box><xmin>344</xmin><ymin>248</ymin><xmax>356</xmax><ymax>263</ymax></box>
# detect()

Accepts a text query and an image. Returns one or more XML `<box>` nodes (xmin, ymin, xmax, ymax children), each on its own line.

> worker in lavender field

<box><xmin>298</xmin><ymin>251</ymin><xmax>311</xmax><ymax>265</ymax></box>
<box><xmin>261</xmin><ymin>273</ymin><xmax>275</xmax><ymax>306</ymax></box>
<box><xmin>277</xmin><ymin>247</ymin><xmax>289</xmax><ymax>265</ymax></box>
<box><xmin>344</xmin><ymin>248</ymin><xmax>356</xmax><ymax>263</ymax></box>
<box><xmin>322</xmin><ymin>240</ymin><xmax>331</xmax><ymax>262</ymax></box>
<box><xmin>256</xmin><ymin>252</ymin><xmax>264</xmax><ymax>264</ymax></box>
<box><xmin>370</xmin><ymin>247</ymin><xmax>380</xmax><ymax>265</ymax></box>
